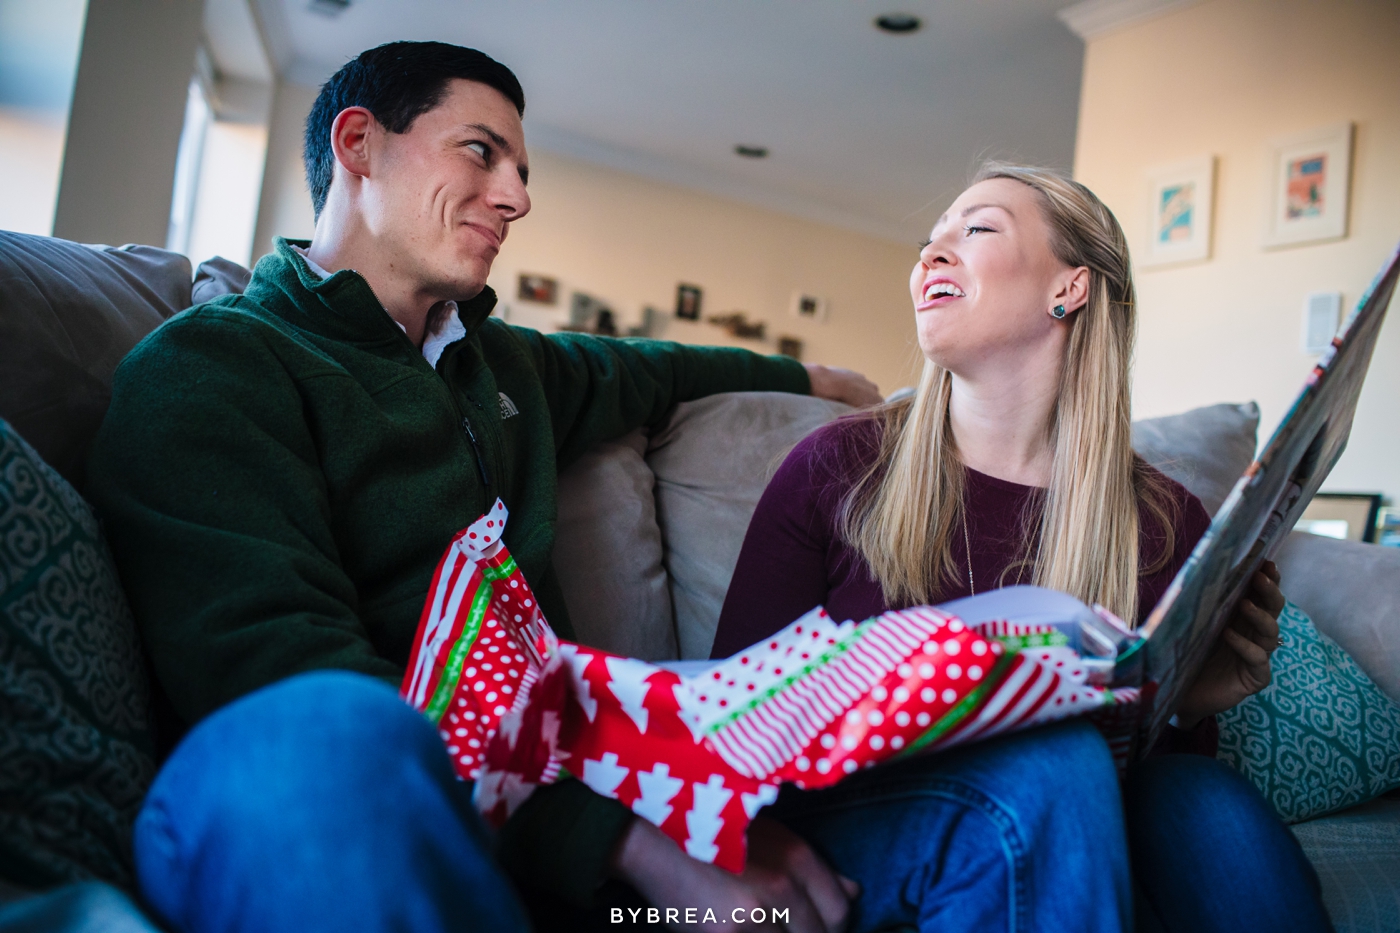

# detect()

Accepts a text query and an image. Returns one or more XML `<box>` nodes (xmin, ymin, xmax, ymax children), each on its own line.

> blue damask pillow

<box><xmin>1218</xmin><ymin>600</ymin><xmax>1400</xmax><ymax>823</ymax></box>
<box><xmin>0</xmin><ymin>419</ymin><xmax>156</xmax><ymax>891</ymax></box>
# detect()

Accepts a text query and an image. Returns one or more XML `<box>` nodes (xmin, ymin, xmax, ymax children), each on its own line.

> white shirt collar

<box><xmin>291</xmin><ymin>244</ymin><xmax>463</xmax><ymax>368</ymax></box>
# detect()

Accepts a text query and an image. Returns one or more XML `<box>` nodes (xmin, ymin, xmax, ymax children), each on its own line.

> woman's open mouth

<box><xmin>917</xmin><ymin>278</ymin><xmax>966</xmax><ymax>310</ymax></box>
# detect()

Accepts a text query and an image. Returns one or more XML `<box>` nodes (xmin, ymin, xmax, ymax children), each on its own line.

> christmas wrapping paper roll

<box><xmin>402</xmin><ymin>501</ymin><xmax>1139</xmax><ymax>872</ymax></box>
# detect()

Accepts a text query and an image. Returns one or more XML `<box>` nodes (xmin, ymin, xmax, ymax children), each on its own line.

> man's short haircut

<box><xmin>303</xmin><ymin>41</ymin><xmax>525</xmax><ymax>219</ymax></box>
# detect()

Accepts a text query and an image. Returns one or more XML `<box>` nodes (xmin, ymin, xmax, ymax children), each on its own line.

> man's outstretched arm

<box><xmin>497</xmin><ymin>324</ymin><xmax>880</xmax><ymax>468</ymax></box>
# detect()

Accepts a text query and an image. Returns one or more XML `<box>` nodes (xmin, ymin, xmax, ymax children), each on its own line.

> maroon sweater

<box><xmin>713</xmin><ymin>415</ymin><xmax>1217</xmax><ymax>754</ymax></box>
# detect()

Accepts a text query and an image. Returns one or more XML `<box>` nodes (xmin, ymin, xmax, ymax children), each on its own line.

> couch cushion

<box><xmin>0</xmin><ymin>232</ymin><xmax>191</xmax><ymax>487</ymax></box>
<box><xmin>635</xmin><ymin>395</ymin><xmax>1257</xmax><ymax>660</ymax></box>
<box><xmin>553</xmin><ymin>429</ymin><xmax>677</xmax><ymax>660</ymax></box>
<box><xmin>646</xmin><ymin>393</ymin><xmax>853</xmax><ymax>659</ymax></box>
<box><xmin>1275</xmin><ymin>531</ymin><xmax>1400</xmax><ymax>704</ymax></box>
<box><xmin>0</xmin><ymin>419</ymin><xmax>156</xmax><ymax>891</ymax></box>
<box><xmin>1291</xmin><ymin>795</ymin><xmax>1400</xmax><ymax>933</ymax></box>
<box><xmin>1130</xmin><ymin>402</ymin><xmax>1259</xmax><ymax>516</ymax></box>
<box><xmin>1218</xmin><ymin>601</ymin><xmax>1400</xmax><ymax>824</ymax></box>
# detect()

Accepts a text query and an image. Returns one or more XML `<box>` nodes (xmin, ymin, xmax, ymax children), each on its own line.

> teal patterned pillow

<box><xmin>0</xmin><ymin>419</ymin><xmax>156</xmax><ymax>890</ymax></box>
<box><xmin>1218</xmin><ymin>600</ymin><xmax>1400</xmax><ymax>823</ymax></box>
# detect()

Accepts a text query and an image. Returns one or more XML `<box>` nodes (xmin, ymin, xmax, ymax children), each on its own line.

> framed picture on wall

<box><xmin>517</xmin><ymin>273</ymin><xmax>558</xmax><ymax>304</ymax></box>
<box><xmin>789</xmin><ymin>292</ymin><xmax>828</xmax><ymax>323</ymax></box>
<box><xmin>676</xmin><ymin>283</ymin><xmax>703</xmax><ymax>321</ymax></box>
<box><xmin>1140</xmin><ymin>156</ymin><xmax>1215</xmax><ymax>268</ymax></box>
<box><xmin>1263</xmin><ymin>122</ymin><xmax>1353</xmax><ymax>250</ymax></box>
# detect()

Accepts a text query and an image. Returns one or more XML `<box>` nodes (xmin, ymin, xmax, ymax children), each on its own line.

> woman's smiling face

<box><xmin>909</xmin><ymin>178</ymin><xmax>1076</xmax><ymax>375</ymax></box>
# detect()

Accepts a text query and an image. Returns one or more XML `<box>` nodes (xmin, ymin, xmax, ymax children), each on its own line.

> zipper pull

<box><xmin>461</xmin><ymin>417</ymin><xmax>492</xmax><ymax>487</ymax></box>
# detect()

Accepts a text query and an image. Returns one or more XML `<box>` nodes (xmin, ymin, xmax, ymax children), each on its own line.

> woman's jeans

<box><xmin>132</xmin><ymin>671</ymin><xmax>1329</xmax><ymax>933</ymax></box>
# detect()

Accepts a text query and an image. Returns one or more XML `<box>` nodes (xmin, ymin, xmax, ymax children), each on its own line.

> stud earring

<box><xmin>1051</xmin><ymin>304</ymin><xmax>1067</xmax><ymax>319</ymax></box>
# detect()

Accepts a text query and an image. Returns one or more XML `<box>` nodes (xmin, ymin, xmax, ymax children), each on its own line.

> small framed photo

<box><xmin>1140</xmin><ymin>156</ymin><xmax>1215</xmax><ymax>268</ymax></box>
<box><xmin>1263</xmin><ymin>123</ymin><xmax>1353</xmax><ymax>250</ymax></box>
<box><xmin>790</xmin><ymin>292</ymin><xmax>828</xmax><ymax>322</ymax></box>
<box><xmin>777</xmin><ymin>336</ymin><xmax>803</xmax><ymax>360</ymax></box>
<box><xmin>1296</xmin><ymin>491</ymin><xmax>1381</xmax><ymax>543</ymax></box>
<box><xmin>676</xmin><ymin>283</ymin><xmax>702</xmax><ymax>321</ymax></box>
<box><xmin>517</xmin><ymin>274</ymin><xmax>558</xmax><ymax>304</ymax></box>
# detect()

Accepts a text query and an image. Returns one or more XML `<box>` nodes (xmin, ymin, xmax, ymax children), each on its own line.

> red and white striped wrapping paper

<box><xmin>402</xmin><ymin>501</ymin><xmax>1139</xmax><ymax>872</ymax></box>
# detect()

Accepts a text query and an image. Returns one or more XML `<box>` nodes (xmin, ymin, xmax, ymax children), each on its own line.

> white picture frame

<box><xmin>1263</xmin><ymin>122</ymin><xmax>1353</xmax><ymax>250</ymax></box>
<box><xmin>1140</xmin><ymin>156</ymin><xmax>1215</xmax><ymax>268</ymax></box>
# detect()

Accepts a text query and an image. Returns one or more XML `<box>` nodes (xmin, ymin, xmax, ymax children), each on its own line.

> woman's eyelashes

<box><xmin>916</xmin><ymin>237</ymin><xmax>932</xmax><ymax>250</ymax></box>
<box><xmin>963</xmin><ymin>224</ymin><xmax>994</xmax><ymax>236</ymax></box>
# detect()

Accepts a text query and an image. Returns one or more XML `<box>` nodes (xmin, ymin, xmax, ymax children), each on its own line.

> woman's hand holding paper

<box><xmin>1176</xmin><ymin>560</ymin><xmax>1284</xmax><ymax>728</ymax></box>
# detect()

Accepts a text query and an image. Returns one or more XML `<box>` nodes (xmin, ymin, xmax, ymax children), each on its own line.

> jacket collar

<box><xmin>244</xmin><ymin>237</ymin><xmax>498</xmax><ymax>347</ymax></box>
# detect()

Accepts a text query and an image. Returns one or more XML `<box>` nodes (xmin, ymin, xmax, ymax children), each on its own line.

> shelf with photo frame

<box><xmin>1295</xmin><ymin>492</ymin><xmax>1384</xmax><ymax>544</ymax></box>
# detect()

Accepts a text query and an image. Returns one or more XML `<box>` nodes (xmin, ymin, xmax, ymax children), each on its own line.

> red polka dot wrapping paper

<box><xmin>403</xmin><ymin>501</ymin><xmax>1141</xmax><ymax>873</ymax></box>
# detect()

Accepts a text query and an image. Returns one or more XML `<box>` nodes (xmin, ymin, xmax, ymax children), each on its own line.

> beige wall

<box><xmin>485</xmin><ymin>151</ymin><xmax>924</xmax><ymax>394</ymax></box>
<box><xmin>1074</xmin><ymin>0</ymin><xmax>1400</xmax><ymax>500</ymax></box>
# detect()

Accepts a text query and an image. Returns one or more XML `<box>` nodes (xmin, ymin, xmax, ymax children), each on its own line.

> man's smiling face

<box><xmin>366</xmin><ymin>78</ymin><xmax>531</xmax><ymax>302</ymax></box>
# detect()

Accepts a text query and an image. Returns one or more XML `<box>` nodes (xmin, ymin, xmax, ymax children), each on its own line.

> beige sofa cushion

<box><xmin>552</xmin><ymin>429</ymin><xmax>677</xmax><ymax>660</ymax></box>
<box><xmin>553</xmin><ymin>394</ymin><xmax>1264</xmax><ymax>660</ymax></box>
<box><xmin>1275</xmin><ymin>531</ymin><xmax>1400</xmax><ymax>704</ymax></box>
<box><xmin>646</xmin><ymin>393</ymin><xmax>853</xmax><ymax>659</ymax></box>
<box><xmin>1131</xmin><ymin>401</ymin><xmax>1260</xmax><ymax>516</ymax></box>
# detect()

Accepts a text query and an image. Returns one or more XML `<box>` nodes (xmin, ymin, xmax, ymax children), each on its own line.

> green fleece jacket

<box><xmin>87</xmin><ymin>238</ymin><xmax>810</xmax><ymax>907</ymax></box>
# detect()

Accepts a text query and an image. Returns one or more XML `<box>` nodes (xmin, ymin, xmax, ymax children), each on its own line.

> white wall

<box><xmin>53</xmin><ymin>0</ymin><xmax>202</xmax><ymax>246</ymax></box>
<box><xmin>185</xmin><ymin>119</ymin><xmax>268</xmax><ymax>268</ymax></box>
<box><xmin>1074</xmin><ymin>0</ymin><xmax>1400</xmax><ymax>501</ymax></box>
<box><xmin>0</xmin><ymin>109</ymin><xmax>68</xmax><ymax>234</ymax></box>
<box><xmin>249</xmin><ymin>79</ymin><xmax>318</xmax><ymax>261</ymax></box>
<box><xmin>0</xmin><ymin>0</ymin><xmax>86</xmax><ymax>235</ymax></box>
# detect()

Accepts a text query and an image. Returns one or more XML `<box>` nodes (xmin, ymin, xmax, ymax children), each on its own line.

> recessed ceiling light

<box><xmin>875</xmin><ymin>13</ymin><xmax>922</xmax><ymax>34</ymax></box>
<box><xmin>309</xmin><ymin>0</ymin><xmax>351</xmax><ymax>16</ymax></box>
<box><xmin>735</xmin><ymin>145</ymin><xmax>769</xmax><ymax>159</ymax></box>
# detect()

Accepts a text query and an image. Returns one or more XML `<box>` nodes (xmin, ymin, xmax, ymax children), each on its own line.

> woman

<box><xmin>708</xmin><ymin>164</ymin><xmax>1331</xmax><ymax>933</ymax></box>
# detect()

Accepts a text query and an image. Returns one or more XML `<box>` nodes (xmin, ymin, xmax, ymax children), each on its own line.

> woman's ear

<box><xmin>1052</xmin><ymin>266</ymin><xmax>1092</xmax><ymax>317</ymax></box>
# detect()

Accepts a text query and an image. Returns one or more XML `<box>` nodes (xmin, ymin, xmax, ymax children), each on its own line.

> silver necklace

<box><xmin>961</xmin><ymin>509</ymin><xmax>975</xmax><ymax>595</ymax></box>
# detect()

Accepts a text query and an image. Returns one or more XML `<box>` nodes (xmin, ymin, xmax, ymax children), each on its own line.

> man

<box><xmin>89</xmin><ymin>41</ymin><xmax>884</xmax><ymax>933</ymax></box>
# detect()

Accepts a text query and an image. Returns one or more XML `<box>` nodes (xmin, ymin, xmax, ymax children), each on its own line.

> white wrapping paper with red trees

<box><xmin>402</xmin><ymin>501</ymin><xmax>1139</xmax><ymax>873</ymax></box>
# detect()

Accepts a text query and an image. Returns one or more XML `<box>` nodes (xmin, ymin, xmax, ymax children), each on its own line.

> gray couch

<box><xmin>2</xmin><ymin>230</ymin><xmax>1397</xmax><ymax>930</ymax></box>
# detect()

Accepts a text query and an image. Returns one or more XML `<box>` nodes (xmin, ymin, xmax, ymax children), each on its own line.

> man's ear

<box><xmin>330</xmin><ymin>106</ymin><xmax>375</xmax><ymax>180</ymax></box>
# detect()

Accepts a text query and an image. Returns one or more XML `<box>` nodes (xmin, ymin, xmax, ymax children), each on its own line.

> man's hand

<box><xmin>610</xmin><ymin>815</ymin><xmax>859</xmax><ymax>932</ymax></box>
<box><xmin>804</xmin><ymin>364</ymin><xmax>882</xmax><ymax>408</ymax></box>
<box><xmin>1176</xmin><ymin>560</ymin><xmax>1284</xmax><ymax>729</ymax></box>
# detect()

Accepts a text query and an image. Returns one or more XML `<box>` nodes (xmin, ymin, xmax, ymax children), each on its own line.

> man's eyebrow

<box><xmin>456</xmin><ymin>122</ymin><xmax>528</xmax><ymax>185</ymax></box>
<box><xmin>458</xmin><ymin>122</ymin><xmax>512</xmax><ymax>153</ymax></box>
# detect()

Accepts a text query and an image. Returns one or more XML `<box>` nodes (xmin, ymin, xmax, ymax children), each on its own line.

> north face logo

<box><xmin>498</xmin><ymin>392</ymin><xmax>520</xmax><ymax>419</ymax></box>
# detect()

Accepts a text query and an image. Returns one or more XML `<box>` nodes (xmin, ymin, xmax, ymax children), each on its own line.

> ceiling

<box><xmin>215</xmin><ymin>0</ymin><xmax>1096</xmax><ymax>243</ymax></box>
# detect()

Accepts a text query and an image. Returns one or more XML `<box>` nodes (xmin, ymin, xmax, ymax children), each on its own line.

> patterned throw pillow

<box><xmin>0</xmin><ymin>419</ymin><xmax>156</xmax><ymax>891</ymax></box>
<box><xmin>1218</xmin><ymin>601</ymin><xmax>1400</xmax><ymax>823</ymax></box>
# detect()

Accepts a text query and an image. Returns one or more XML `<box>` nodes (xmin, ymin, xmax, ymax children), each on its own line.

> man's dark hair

<box><xmin>303</xmin><ymin>41</ymin><xmax>525</xmax><ymax>219</ymax></box>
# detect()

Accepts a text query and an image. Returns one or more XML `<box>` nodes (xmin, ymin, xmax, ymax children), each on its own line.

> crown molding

<box><xmin>1057</xmin><ymin>0</ymin><xmax>1203</xmax><ymax>40</ymax></box>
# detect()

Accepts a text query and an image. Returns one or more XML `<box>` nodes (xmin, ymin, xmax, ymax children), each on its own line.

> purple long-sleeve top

<box><xmin>712</xmin><ymin>415</ymin><xmax>1218</xmax><ymax>756</ymax></box>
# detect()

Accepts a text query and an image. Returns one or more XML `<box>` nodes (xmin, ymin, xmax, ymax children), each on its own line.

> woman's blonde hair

<box><xmin>840</xmin><ymin>162</ymin><xmax>1175</xmax><ymax>624</ymax></box>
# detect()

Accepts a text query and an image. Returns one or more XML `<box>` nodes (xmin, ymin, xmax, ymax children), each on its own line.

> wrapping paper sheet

<box><xmin>402</xmin><ymin>501</ymin><xmax>1139</xmax><ymax>872</ymax></box>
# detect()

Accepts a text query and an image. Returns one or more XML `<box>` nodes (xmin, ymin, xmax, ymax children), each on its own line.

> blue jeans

<box><xmin>1124</xmin><ymin>755</ymin><xmax>1332</xmax><ymax>933</ymax></box>
<box><xmin>134</xmin><ymin>672</ymin><xmax>530</xmax><ymax>933</ymax></box>
<box><xmin>769</xmin><ymin>718</ymin><xmax>1132</xmax><ymax>933</ymax></box>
